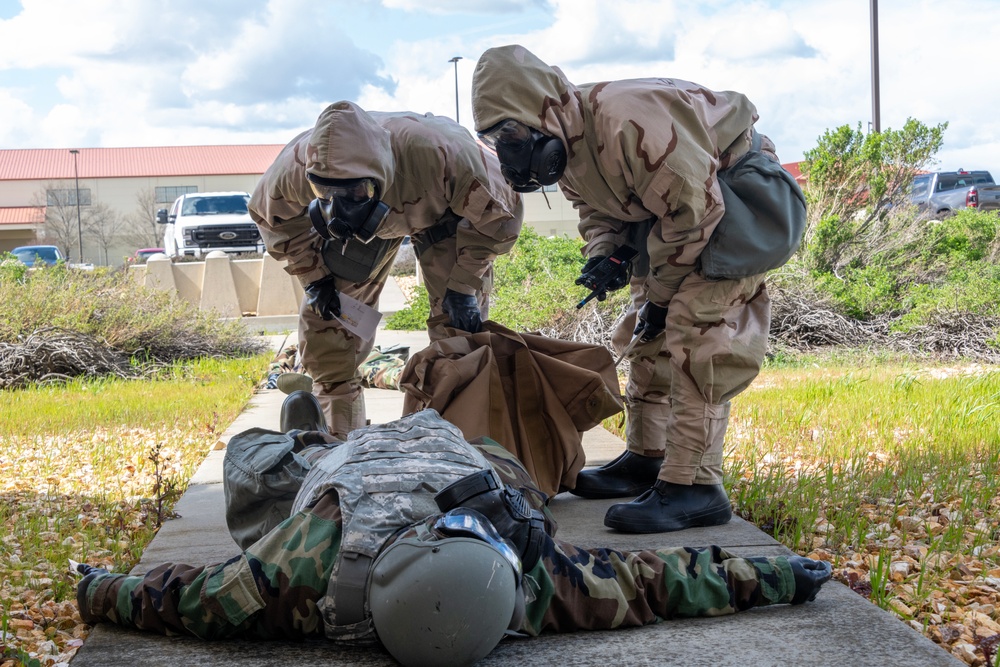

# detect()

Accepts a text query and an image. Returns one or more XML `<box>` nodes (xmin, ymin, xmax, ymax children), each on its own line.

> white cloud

<box><xmin>0</xmin><ymin>0</ymin><xmax>999</xmax><ymax>174</ymax></box>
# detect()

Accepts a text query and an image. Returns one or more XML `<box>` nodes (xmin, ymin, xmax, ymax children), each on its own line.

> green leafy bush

<box><xmin>384</xmin><ymin>228</ymin><xmax>592</xmax><ymax>332</ymax></box>
<box><xmin>489</xmin><ymin>228</ymin><xmax>588</xmax><ymax>331</ymax></box>
<box><xmin>383</xmin><ymin>283</ymin><xmax>430</xmax><ymax>329</ymax></box>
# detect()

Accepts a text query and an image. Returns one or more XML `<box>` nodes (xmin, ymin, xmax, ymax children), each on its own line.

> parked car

<box><xmin>131</xmin><ymin>247</ymin><xmax>165</xmax><ymax>263</ymax></box>
<box><xmin>908</xmin><ymin>170</ymin><xmax>995</xmax><ymax>219</ymax></box>
<box><xmin>11</xmin><ymin>245</ymin><xmax>65</xmax><ymax>267</ymax></box>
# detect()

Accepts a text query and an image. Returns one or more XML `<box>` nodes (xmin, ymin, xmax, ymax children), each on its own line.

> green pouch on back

<box><xmin>701</xmin><ymin>132</ymin><xmax>807</xmax><ymax>280</ymax></box>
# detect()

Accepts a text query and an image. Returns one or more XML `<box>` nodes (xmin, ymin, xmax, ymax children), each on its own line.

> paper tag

<box><xmin>336</xmin><ymin>292</ymin><xmax>382</xmax><ymax>341</ymax></box>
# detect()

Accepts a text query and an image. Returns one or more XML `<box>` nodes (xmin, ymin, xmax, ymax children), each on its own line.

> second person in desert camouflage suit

<box><xmin>472</xmin><ymin>45</ymin><xmax>794</xmax><ymax>534</ymax></box>
<box><xmin>250</xmin><ymin>101</ymin><xmax>523</xmax><ymax>438</ymax></box>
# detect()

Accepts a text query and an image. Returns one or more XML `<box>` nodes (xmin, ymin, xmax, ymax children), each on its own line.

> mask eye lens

<box><xmin>308</xmin><ymin>177</ymin><xmax>377</xmax><ymax>203</ymax></box>
<box><xmin>340</xmin><ymin>180</ymin><xmax>375</xmax><ymax>202</ymax></box>
<box><xmin>481</xmin><ymin>120</ymin><xmax>533</xmax><ymax>150</ymax></box>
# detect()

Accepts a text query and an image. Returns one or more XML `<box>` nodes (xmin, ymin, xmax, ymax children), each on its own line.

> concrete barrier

<box><xmin>131</xmin><ymin>253</ymin><xmax>303</xmax><ymax>317</ymax></box>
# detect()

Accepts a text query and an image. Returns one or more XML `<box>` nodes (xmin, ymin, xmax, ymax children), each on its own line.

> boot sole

<box><xmin>604</xmin><ymin>506</ymin><xmax>733</xmax><ymax>534</ymax></box>
<box><xmin>567</xmin><ymin>484</ymin><xmax>654</xmax><ymax>500</ymax></box>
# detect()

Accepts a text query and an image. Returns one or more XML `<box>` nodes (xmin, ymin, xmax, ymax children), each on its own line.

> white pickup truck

<box><xmin>157</xmin><ymin>191</ymin><xmax>264</xmax><ymax>259</ymax></box>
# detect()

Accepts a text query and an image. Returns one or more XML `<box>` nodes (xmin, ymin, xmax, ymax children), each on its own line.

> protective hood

<box><xmin>472</xmin><ymin>45</ymin><xmax>585</xmax><ymax>159</ymax></box>
<box><xmin>307</xmin><ymin>101</ymin><xmax>394</xmax><ymax>196</ymax></box>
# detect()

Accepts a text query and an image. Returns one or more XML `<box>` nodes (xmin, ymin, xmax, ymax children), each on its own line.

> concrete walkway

<box><xmin>71</xmin><ymin>280</ymin><xmax>962</xmax><ymax>667</ymax></box>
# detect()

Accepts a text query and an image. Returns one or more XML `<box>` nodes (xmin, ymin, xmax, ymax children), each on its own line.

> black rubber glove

<box><xmin>633</xmin><ymin>300</ymin><xmax>668</xmax><ymax>343</ymax></box>
<box><xmin>71</xmin><ymin>560</ymin><xmax>111</xmax><ymax>624</ymax></box>
<box><xmin>574</xmin><ymin>255</ymin><xmax>632</xmax><ymax>302</ymax></box>
<box><xmin>304</xmin><ymin>274</ymin><xmax>341</xmax><ymax>321</ymax></box>
<box><xmin>442</xmin><ymin>289</ymin><xmax>483</xmax><ymax>333</ymax></box>
<box><xmin>788</xmin><ymin>556</ymin><xmax>833</xmax><ymax>604</ymax></box>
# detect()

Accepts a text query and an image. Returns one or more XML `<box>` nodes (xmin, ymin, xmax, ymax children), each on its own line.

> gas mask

<box><xmin>306</xmin><ymin>174</ymin><xmax>390</xmax><ymax>244</ymax></box>
<box><xmin>479</xmin><ymin>119</ymin><xmax>567</xmax><ymax>193</ymax></box>
<box><xmin>434</xmin><ymin>468</ymin><xmax>546</xmax><ymax>573</ymax></box>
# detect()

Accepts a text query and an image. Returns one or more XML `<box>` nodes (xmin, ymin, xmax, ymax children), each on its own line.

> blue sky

<box><xmin>2</xmin><ymin>0</ymin><xmax>999</xmax><ymax>172</ymax></box>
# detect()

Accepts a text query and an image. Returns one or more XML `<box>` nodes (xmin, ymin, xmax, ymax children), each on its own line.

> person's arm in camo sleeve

<box><xmin>521</xmin><ymin>540</ymin><xmax>828</xmax><ymax>635</ymax></box>
<box><xmin>248</xmin><ymin>132</ymin><xmax>332</xmax><ymax>288</ymax></box>
<box><xmin>76</xmin><ymin>494</ymin><xmax>343</xmax><ymax>640</ymax></box>
<box><xmin>475</xmin><ymin>439</ymin><xmax>830</xmax><ymax>635</ymax></box>
<box><xmin>445</xmin><ymin>141</ymin><xmax>524</xmax><ymax>296</ymax></box>
<box><xmin>567</xmin><ymin>183</ymin><xmax>630</xmax><ymax>261</ymax></box>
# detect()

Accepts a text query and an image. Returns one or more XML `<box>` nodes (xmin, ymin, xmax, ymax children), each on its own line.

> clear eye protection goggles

<box><xmin>433</xmin><ymin>508</ymin><xmax>523</xmax><ymax>581</ymax></box>
<box><xmin>479</xmin><ymin>119</ymin><xmax>535</xmax><ymax>151</ymax></box>
<box><xmin>307</xmin><ymin>175</ymin><xmax>377</xmax><ymax>203</ymax></box>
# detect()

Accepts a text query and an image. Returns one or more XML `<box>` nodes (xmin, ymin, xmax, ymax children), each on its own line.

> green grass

<box><xmin>0</xmin><ymin>356</ymin><xmax>268</xmax><ymax>436</ymax></box>
<box><xmin>725</xmin><ymin>361</ymin><xmax>1000</xmax><ymax>615</ymax></box>
<box><xmin>0</xmin><ymin>354</ymin><xmax>270</xmax><ymax>662</ymax></box>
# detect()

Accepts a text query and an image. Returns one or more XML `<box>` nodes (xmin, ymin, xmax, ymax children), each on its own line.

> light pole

<box><xmin>449</xmin><ymin>56</ymin><xmax>462</xmax><ymax>123</ymax></box>
<box><xmin>69</xmin><ymin>149</ymin><xmax>83</xmax><ymax>262</ymax></box>
<box><xmin>870</xmin><ymin>0</ymin><xmax>881</xmax><ymax>133</ymax></box>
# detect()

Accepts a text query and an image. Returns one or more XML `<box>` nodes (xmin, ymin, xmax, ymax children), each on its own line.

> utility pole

<box><xmin>870</xmin><ymin>0</ymin><xmax>881</xmax><ymax>133</ymax></box>
<box><xmin>449</xmin><ymin>56</ymin><xmax>462</xmax><ymax>123</ymax></box>
<box><xmin>69</xmin><ymin>149</ymin><xmax>83</xmax><ymax>262</ymax></box>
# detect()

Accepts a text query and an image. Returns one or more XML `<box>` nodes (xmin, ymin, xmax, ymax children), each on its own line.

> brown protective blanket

<box><xmin>399</xmin><ymin>318</ymin><xmax>624</xmax><ymax>497</ymax></box>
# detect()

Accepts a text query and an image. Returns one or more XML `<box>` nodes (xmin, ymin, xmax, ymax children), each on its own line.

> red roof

<box><xmin>0</xmin><ymin>206</ymin><xmax>45</xmax><ymax>226</ymax></box>
<box><xmin>782</xmin><ymin>161</ymin><xmax>805</xmax><ymax>184</ymax></box>
<box><xmin>0</xmin><ymin>145</ymin><xmax>285</xmax><ymax>181</ymax></box>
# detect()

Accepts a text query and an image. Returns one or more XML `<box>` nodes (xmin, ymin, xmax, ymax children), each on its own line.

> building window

<box><xmin>156</xmin><ymin>185</ymin><xmax>198</xmax><ymax>203</ymax></box>
<box><xmin>46</xmin><ymin>189</ymin><xmax>92</xmax><ymax>206</ymax></box>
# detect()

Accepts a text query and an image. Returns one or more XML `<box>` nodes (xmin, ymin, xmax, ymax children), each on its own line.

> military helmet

<box><xmin>368</xmin><ymin>531</ymin><xmax>519</xmax><ymax>667</ymax></box>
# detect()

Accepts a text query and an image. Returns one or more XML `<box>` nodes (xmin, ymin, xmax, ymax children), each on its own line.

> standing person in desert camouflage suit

<box><xmin>250</xmin><ymin>101</ymin><xmax>523</xmax><ymax>438</ymax></box>
<box><xmin>471</xmin><ymin>45</ymin><xmax>804</xmax><ymax>534</ymax></box>
<box><xmin>75</xmin><ymin>402</ymin><xmax>832</xmax><ymax>667</ymax></box>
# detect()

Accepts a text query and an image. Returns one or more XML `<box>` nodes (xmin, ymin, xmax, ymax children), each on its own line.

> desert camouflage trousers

<box><xmin>299</xmin><ymin>234</ymin><xmax>491</xmax><ymax>438</ymax></box>
<box><xmin>613</xmin><ymin>270</ymin><xmax>771</xmax><ymax>485</ymax></box>
<box><xmin>79</xmin><ymin>441</ymin><xmax>796</xmax><ymax>640</ymax></box>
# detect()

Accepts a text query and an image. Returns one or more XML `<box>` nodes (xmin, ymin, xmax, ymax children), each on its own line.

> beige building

<box><xmin>0</xmin><ymin>145</ymin><xmax>580</xmax><ymax>266</ymax></box>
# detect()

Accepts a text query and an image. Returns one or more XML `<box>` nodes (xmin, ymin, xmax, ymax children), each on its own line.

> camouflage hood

<box><xmin>472</xmin><ymin>45</ymin><xmax>586</xmax><ymax>160</ymax></box>
<box><xmin>307</xmin><ymin>101</ymin><xmax>394</xmax><ymax>195</ymax></box>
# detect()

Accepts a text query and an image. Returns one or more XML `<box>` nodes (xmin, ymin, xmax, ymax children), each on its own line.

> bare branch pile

<box><xmin>0</xmin><ymin>327</ymin><xmax>145</xmax><ymax>389</ymax></box>
<box><xmin>540</xmin><ymin>285</ymin><xmax>1000</xmax><ymax>364</ymax></box>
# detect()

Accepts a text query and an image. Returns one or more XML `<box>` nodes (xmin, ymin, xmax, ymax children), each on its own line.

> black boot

<box><xmin>569</xmin><ymin>452</ymin><xmax>663</xmax><ymax>499</ymax></box>
<box><xmin>603</xmin><ymin>480</ymin><xmax>732</xmax><ymax>533</ymax></box>
<box><xmin>279</xmin><ymin>390</ymin><xmax>329</xmax><ymax>433</ymax></box>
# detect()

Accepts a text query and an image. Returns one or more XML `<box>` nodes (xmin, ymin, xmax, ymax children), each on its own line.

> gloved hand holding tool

<box><xmin>574</xmin><ymin>245</ymin><xmax>638</xmax><ymax>309</ymax></box>
<box><xmin>614</xmin><ymin>300</ymin><xmax>668</xmax><ymax>367</ymax></box>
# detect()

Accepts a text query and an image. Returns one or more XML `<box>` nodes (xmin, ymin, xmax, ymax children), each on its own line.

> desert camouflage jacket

<box><xmin>472</xmin><ymin>45</ymin><xmax>760</xmax><ymax>306</ymax></box>
<box><xmin>249</xmin><ymin>101</ymin><xmax>523</xmax><ymax>294</ymax></box>
<box><xmin>78</xmin><ymin>439</ymin><xmax>799</xmax><ymax>641</ymax></box>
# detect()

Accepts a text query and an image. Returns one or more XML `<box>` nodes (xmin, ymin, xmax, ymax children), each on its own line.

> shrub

<box><xmin>383</xmin><ymin>228</ymin><xmax>614</xmax><ymax>335</ymax></box>
<box><xmin>0</xmin><ymin>260</ymin><xmax>266</xmax><ymax>371</ymax></box>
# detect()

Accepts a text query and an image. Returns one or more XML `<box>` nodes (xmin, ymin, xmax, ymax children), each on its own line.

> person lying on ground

<box><xmin>73</xmin><ymin>399</ymin><xmax>832</xmax><ymax>667</ymax></box>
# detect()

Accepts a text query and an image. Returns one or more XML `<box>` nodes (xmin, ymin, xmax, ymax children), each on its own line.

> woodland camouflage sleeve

<box><xmin>522</xmin><ymin>542</ymin><xmax>796</xmax><ymax>635</ymax></box>
<box><xmin>77</xmin><ymin>494</ymin><xmax>343</xmax><ymax>640</ymax></box>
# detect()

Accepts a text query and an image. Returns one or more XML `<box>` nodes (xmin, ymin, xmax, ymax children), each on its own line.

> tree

<box><xmin>122</xmin><ymin>187</ymin><xmax>164</xmax><ymax>249</ymax></box>
<box><xmin>33</xmin><ymin>182</ymin><xmax>84</xmax><ymax>261</ymax></box>
<box><xmin>799</xmin><ymin>118</ymin><xmax>946</xmax><ymax>272</ymax></box>
<box><xmin>86</xmin><ymin>202</ymin><xmax>128</xmax><ymax>265</ymax></box>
